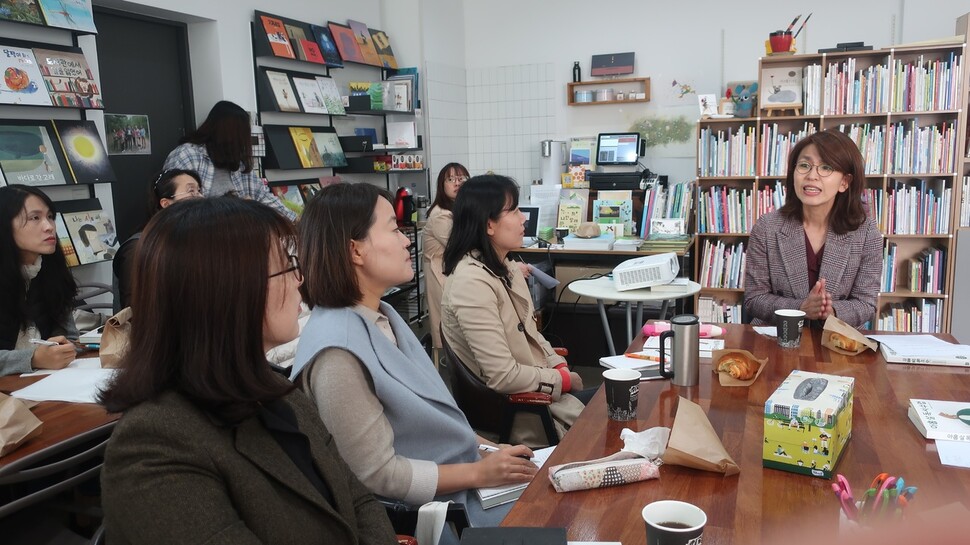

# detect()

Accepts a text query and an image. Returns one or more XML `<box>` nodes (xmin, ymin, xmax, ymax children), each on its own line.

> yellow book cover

<box><xmin>288</xmin><ymin>127</ymin><xmax>323</xmax><ymax>168</ymax></box>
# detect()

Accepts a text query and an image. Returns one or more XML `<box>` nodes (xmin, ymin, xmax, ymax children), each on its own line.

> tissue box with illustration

<box><xmin>763</xmin><ymin>370</ymin><xmax>854</xmax><ymax>479</ymax></box>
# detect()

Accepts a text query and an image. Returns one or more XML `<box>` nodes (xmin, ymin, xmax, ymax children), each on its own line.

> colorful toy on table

<box><xmin>643</xmin><ymin>321</ymin><xmax>724</xmax><ymax>338</ymax></box>
<box><xmin>833</xmin><ymin>472</ymin><xmax>916</xmax><ymax>524</ymax></box>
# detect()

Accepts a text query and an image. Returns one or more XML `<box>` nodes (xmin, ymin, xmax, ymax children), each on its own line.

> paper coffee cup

<box><xmin>775</xmin><ymin>309</ymin><xmax>806</xmax><ymax>348</ymax></box>
<box><xmin>603</xmin><ymin>368</ymin><xmax>640</xmax><ymax>421</ymax></box>
<box><xmin>642</xmin><ymin>500</ymin><xmax>707</xmax><ymax>545</ymax></box>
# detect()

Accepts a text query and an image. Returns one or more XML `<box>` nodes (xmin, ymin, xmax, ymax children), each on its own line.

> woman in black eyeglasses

<box><xmin>112</xmin><ymin>169</ymin><xmax>203</xmax><ymax>311</ymax></box>
<box><xmin>744</xmin><ymin>129</ymin><xmax>882</xmax><ymax>329</ymax></box>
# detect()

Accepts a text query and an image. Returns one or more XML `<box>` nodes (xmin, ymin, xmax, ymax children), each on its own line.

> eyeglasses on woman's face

<box><xmin>445</xmin><ymin>175</ymin><xmax>467</xmax><ymax>185</ymax></box>
<box><xmin>170</xmin><ymin>187</ymin><xmax>203</xmax><ymax>199</ymax></box>
<box><xmin>268</xmin><ymin>254</ymin><xmax>303</xmax><ymax>283</ymax></box>
<box><xmin>794</xmin><ymin>161</ymin><xmax>836</xmax><ymax>178</ymax></box>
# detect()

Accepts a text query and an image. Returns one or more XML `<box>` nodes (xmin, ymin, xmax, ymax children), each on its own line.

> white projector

<box><xmin>612</xmin><ymin>252</ymin><xmax>679</xmax><ymax>291</ymax></box>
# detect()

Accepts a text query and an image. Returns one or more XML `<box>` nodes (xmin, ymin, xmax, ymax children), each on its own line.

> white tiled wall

<box><xmin>426</xmin><ymin>61</ymin><xmax>469</xmax><ymax>199</ymax></box>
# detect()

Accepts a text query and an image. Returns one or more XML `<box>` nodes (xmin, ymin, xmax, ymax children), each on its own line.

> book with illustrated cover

<box><xmin>291</xmin><ymin>76</ymin><xmax>329</xmax><ymax>114</ymax></box>
<box><xmin>386</xmin><ymin>121</ymin><xmax>417</xmax><ymax>149</ymax></box>
<box><xmin>0</xmin><ymin>122</ymin><xmax>69</xmax><ymax>186</ymax></box>
<box><xmin>761</xmin><ymin>66</ymin><xmax>803</xmax><ymax>107</ymax></box>
<box><xmin>284</xmin><ymin>23</ymin><xmax>309</xmax><ymax>61</ymax></box>
<box><xmin>288</xmin><ymin>127</ymin><xmax>323</xmax><ymax>168</ymax></box>
<box><xmin>298</xmin><ymin>182</ymin><xmax>321</xmax><ymax>202</ymax></box>
<box><xmin>0</xmin><ymin>45</ymin><xmax>51</xmax><ymax>106</ymax></box>
<box><xmin>32</xmin><ymin>47</ymin><xmax>103</xmax><ymax>108</ymax></box>
<box><xmin>55</xmin><ymin>214</ymin><xmax>78</xmax><ymax>267</ymax></box>
<box><xmin>259</xmin><ymin>14</ymin><xmax>295</xmax><ymax>59</ymax></box>
<box><xmin>311</xmin><ymin>130</ymin><xmax>347</xmax><ymax>168</ymax></box>
<box><xmin>60</xmin><ymin>201</ymin><xmax>118</xmax><ymax>265</ymax></box>
<box><xmin>314</xmin><ymin>76</ymin><xmax>345</xmax><ymax>115</ymax></box>
<box><xmin>270</xmin><ymin>185</ymin><xmax>305</xmax><ymax>216</ymax></box>
<box><xmin>908</xmin><ymin>399</ymin><xmax>970</xmax><ymax>442</ymax></box>
<box><xmin>0</xmin><ymin>0</ymin><xmax>44</xmax><ymax>25</ymax></box>
<box><xmin>369</xmin><ymin>28</ymin><xmax>398</xmax><ymax>69</ymax></box>
<box><xmin>347</xmin><ymin>19</ymin><xmax>381</xmax><ymax>67</ymax></box>
<box><xmin>264</xmin><ymin>70</ymin><xmax>301</xmax><ymax>112</ymax></box>
<box><xmin>51</xmin><ymin>120</ymin><xmax>115</xmax><ymax>184</ymax></box>
<box><xmin>37</xmin><ymin>0</ymin><xmax>97</xmax><ymax>33</ymax></box>
<box><xmin>301</xmin><ymin>39</ymin><xmax>324</xmax><ymax>64</ymax></box>
<box><xmin>309</xmin><ymin>24</ymin><xmax>343</xmax><ymax>67</ymax></box>
<box><xmin>328</xmin><ymin>22</ymin><xmax>365</xmax><ymax>64</ymax></box>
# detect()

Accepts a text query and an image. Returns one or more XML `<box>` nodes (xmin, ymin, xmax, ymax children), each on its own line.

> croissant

<box><xmin>717</xmin><ymin>354</ymin><xmax>758</xmax><ymax>380</ymax></box>
<box><xmin>829</xmin><ymin>332</ymin><xmax>860</xmax><ymax>352</ymax></box>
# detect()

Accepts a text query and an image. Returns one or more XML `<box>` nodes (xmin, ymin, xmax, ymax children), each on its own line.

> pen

<box><xmin>29</xmin><ymin>339</ymin><xmax>60</xmax><ymax>347</ymax></box>
<box><xmin>785</xmin><ymin>14</ymin><xmax>802</xmax><ymax>33</ymax></box>
<box><xmin>793</xmin><ymin>12</ymin><xmax>813</xmax><ymax>39</ymax></box>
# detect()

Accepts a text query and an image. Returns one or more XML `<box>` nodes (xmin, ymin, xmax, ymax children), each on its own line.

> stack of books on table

<box><xmin>613</xmin><ymin>237</ymin><xmax>642</xmax><ymax>251</ymax></box>
<box><xmin>908</xmin><ymin>399</ymin><xmax>970</xmax><ymax>442</ymax></box>
<box><xmin>562</xmin><ymin>233</ymin><xmax>614</xmax><ymax>251</ymax></box>
<box><xmin>639</xmin><ymin>235</ymin><xmax>691</xmax><ymax>254</ymax></box>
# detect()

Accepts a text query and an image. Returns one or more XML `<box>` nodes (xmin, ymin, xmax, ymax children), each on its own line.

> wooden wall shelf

<box><xmin>566</xmin><ymin>77</ymin><xmax>650</xmax><ymax>106</ymax></box>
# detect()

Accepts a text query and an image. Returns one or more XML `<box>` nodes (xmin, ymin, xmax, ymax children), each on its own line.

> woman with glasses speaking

<box><xmin>744</xmin><ymin>129</ymin><xmax>882</xmax><ymax>329</ymax></box>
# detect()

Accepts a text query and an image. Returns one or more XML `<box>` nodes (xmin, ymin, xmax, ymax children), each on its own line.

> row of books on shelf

<box><xmin>885</xmin><ymin>120</ymin><xmax>958</xmax><ymax>174</ymax></box>
<box><xmin>0</xmin><ymin>119</ymin><xmax>115</xmax><ymax>187</ymax></box>
<box><xmin>0</xmin><ymin>0</ymin><xmax>97</xmax><ymax>34</ymax></box>
<box><xmin>697</xmin><ymin>125</ymin><xmax>756</xmax><ymax>177</ymax></box>
<box><xmin>862</xmin><ymin>188</ymin><xmax>884</xmax><ymax>229</ymax></box>
<box><xmin>881</xmin><ymin>243</ymin><xmax>947</xmax><ymax>294</ymax></box>
<box><xmin>698</xmin><ymin>239</ymin><xmax>746</xmax><ymax>290</ymax></box>
<box><xmin>759</xmin><ymin>122</ymin><xmax>817</xmax><ymax>176</ymax></box>
<box><xmin>0</xmin><ymin>43</ymin><xmax>103</xmax><ymax>108</ymax></box>
<box><xmin>757</xmin><ymin>180</ymin><xmax>787</xmax><ymax>216</ymax></box>
<box><xmin>697</xmin><ymin>186</ymin><xmax>753</xmax><ymax>234</ymax></box>
<box><xmin>348</xmin><ymin>78</ymin><xmax>416</xmax><ymax>112</ymax></box>
<box><xmin>260</xmin><ymin>69</ymin><xmax>346</xmax><ymax>116</ymax></box>
<box><xmin>697</xmin><ymin>296</ymin><xmax>742</xmax><ymax>324</ymax></box>
<box><xmin>962</xmin><ymin>177</ymin><xmax>970</xmax><ymax>228</ymax></box>
<box><xmin>257</xmin><ymin>11</ymin><xmax>398</xmax><ymax>69</ymax></box>
<box><xmin>263</xmin><ymin>121</ymin><xmax>419</xmax><ymax>170</ymax></box>
<box><xmin>876</xmin><ymin>298</ymin><xmax>944</xmax><ymax>333</ymax></box>
<box><xmin>885</xmin><ymin>180</ymin><xmax>952</xmax><ymax>234</ymax></box>
<box><xmin>768</xmin><ymin>52</ymin><xmax>961</xmax><ymax>116</ymax></box>
<box><xmin>838</xmin><ymin>123</ymin><xmax>885</xmax><ymax>174</ymax></box>
<box><xmin>641</xmin><ymin>181</ymin><xmax>693</xmax><ymax>238</ymax></box>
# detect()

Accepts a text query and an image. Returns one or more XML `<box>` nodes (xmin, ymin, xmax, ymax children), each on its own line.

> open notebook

<box><xmin>476</xmin><ymin>445</ymin><xmax>556</xmax><ymax>509</ymax></box>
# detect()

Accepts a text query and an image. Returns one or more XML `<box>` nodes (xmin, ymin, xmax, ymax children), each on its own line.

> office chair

<box><xmin>383</xmin><ymin>499</ymin><xmax>469</xmax><ymax>543</ymax></box>
<box><xmin>441</xmin><ymin>331</ymin><xmax>559</xmax><ymax>446</ymax></box>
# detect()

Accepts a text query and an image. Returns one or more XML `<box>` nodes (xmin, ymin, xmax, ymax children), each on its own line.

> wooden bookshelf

<box><xmin>693</xmin><ymin>29</ymin><xmax>969</xmax><ymax>332</ymax></box>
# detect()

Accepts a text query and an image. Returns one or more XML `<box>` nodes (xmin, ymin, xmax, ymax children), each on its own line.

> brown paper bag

<box><xmin>711</xmin><ymin>348</ymin><xmax>768</xmax><ymax>386</ymax></box>
<box><xmin>100</xmin><ymin>307</ymin><xmax>132</xmax><ymax>368</ymax></box>
<box><xmin>821</xmin><ymin>315</ymin><xmax>876</xmax><ymax>355</ymax></box>
<box><xmin>663</xmin><ymin>396</ymin><xmax>740</xmax><ymax>475</ymax></box>
<box><xmin>0</xmin><ymin>393</ymin><xmax>43</xmax><ymax>457</ymax></box>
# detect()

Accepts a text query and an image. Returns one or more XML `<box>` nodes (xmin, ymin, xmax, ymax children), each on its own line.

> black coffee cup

<box><xmin>775</xmin><ymin>309</ymin><xmax>806</xmax><ymax>348</ymax></box>
<box><xmin>642</xmin><ymin>500</ymin><xmax>707</xmax><ymax>545</ymax></box>
<box><xmin>603</xmin><ymin>368</ymin><xmax>639</xmax><ymax>421</ymax></box>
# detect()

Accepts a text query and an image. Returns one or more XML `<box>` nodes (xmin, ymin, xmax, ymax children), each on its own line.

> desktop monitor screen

<box><xmin>520</xmin><ymin>206</ymin><xmax>540</xmax><ymax>239</ymax></box>
<box><xmin>596</xmin><ymin>133</ymin><xmax>641</xmax><ymax>166</ymax></box>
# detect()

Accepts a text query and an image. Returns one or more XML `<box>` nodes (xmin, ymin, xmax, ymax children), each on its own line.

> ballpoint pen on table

<box><xmin>793</xmin><ymin>12</ymin><xmax>813</xmax><ymax>40</ymax></box>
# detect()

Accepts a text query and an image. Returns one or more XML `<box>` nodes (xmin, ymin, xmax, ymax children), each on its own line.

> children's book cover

<box><xmin>0</xmin><ymin>0</ymin><xmax>45</xmax><ymax>25</ymax></box>
<box><xmin>298</xmin><ymin>182</ymin><xmax>321</xmax><ymax>202</ymax></box>
<box><xmin>309</xmin><ymin>24</ymin><xmax>343</xmax><ymax>67</ymax></box>
<box><xmin>314</xmin><ymin>76</ymin><xmax>345</xmax><ymax>115</ymax></box>
<box><xmin>0</xmin><ymin>123</ymin><xmax>68</xmax><ymax>186</ymax></box>
<box><xmin>369</xmin><ymin>28</ymin><xmax>398</xmax><ymax>69</ymax></box>
<box><xmin>0</xmin><ymin>45</ymin><xmax>50</xmax><ymax>105</ymax></box>
<box><xmin>328</xmin><ymin>22</ymin><xmax>365</xmax><ymax>64</ymax></box>
<box><xmin>260</xmin><ymin>15</ymin><xmax>295</xmax><ymax>59</ymax></box>
<box><xmin>51</xmin><ymin>120</ymin><xmax>115</xmax><ymax>183</ymax></box>
<box><xmin>37</xmin><ymin>0</ymin><xmax>97</xmax><ymax>33</ymax></box>
<box><xmin>288</xmin><ymin>127</ymin><xmax>324</xmax><ymax>168</ymax></box>
<box><xmin>347</xmin><ymin>19</ymin><xmax>382</xmax><ymax>67</ymax></box>
<box><xmin>292</xmin><ymin>76</ymin><xmax>329</xmax><ymax>114</ymax></box>
<box><xmin>63</xmin><ymin>207</ymin><xmax>118</xmax><ymax>265</ymax></box>
<box><xmin>271</xmin><ymin>184</ymin><xmax>305</xmax><ymax>216</ymax></box>
<box><xmin>284</xmin><ymin>23</ymin><xmax>309</xmax><ymax>61</ymax></box>
<box><xmin>264</xmin><ymin>70</ymin><xmax>301</xmax><ymax>112</ymax></box>
<box><xmin>32</xmin><ymin>47</ymin><xmax>102</xmax><ymax>108</ymax></box>
<box><xmin>311</xmin><ymin>130</ymin><xmax>347</xmax><ymax>168</ymax></box>
<box><xmin>301</xmin><ymin>39</ymin><xmax>324</xmax><ymax>64</ymax></box>
<box><xmin>761</xmin><ymin>67</ymin><xmax>802</xmax><ymax>107</ymax></box>
<box><xmin>55</xmin><ymin>213</ymin><xmax>78</xmax><ymax>267</ymax></box>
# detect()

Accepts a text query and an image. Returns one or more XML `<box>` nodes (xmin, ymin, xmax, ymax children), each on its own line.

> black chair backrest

<box><xmin>441</xmin><ymin>333</ymin><xmax>506</xmax><ymax>435</ymax></box>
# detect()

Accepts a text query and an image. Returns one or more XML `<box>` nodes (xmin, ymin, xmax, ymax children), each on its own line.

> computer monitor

<box><xmin>596</xmin><ymin>133</ymin><xmax>641</xmax><ymax>166</ymax></box>
<box><xmin>520</xmin><ymin>206</ymin><xmax>540</xmax><ymax>247</ymax></box>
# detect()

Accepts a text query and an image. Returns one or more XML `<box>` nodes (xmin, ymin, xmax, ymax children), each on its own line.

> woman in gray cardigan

<box><xmin>291</xmin><ymin>183</ymin><xmax>537</xmax><ymax>531</ymax></box>
<box><xmin>99</xmin><ymin>198</ymin><xmax>396</xmax><ymax>545</ymax></box>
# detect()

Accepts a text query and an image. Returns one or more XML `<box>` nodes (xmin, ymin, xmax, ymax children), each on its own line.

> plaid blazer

<box><xmin>743</xmin><ymin>211</ymin><xmax>882</xmax><ymax>328</ymax></box>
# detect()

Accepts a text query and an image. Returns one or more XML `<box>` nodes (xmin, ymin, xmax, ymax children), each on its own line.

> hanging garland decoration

<box><xmin>629</xmin><ymin>116</ymin><xmax>693</xmax><ymax>148</ymax></box>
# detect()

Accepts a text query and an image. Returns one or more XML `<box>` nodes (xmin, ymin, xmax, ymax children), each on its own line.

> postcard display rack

<box><xmin>0</xmin><ymin>9</ymin><xmax>121</xmax><ymax>269</ymax></box>
<box><xmin>695</xmin><ymin>39</ymin><xmax>970</xmax><ymax>333</ymax></box>
<box><xmin>250</xmin><ymin>11</ymin><xmax>428</xmax><ymax>325</ymax></box>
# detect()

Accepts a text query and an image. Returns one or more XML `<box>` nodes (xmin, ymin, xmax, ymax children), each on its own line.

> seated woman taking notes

<box><xmin>290</xmin><ymin>183</ymin><xmax>536</xmax><ymax>531</ymax></box>
<box><xmin>99</xmin><ymin>198</ymin><xmax>395</xmax><ymax>544</ymax></box>
<box><xmin>744</xmin><ymin>129</ymin><xmax>882</xmax><ymax>329</ymax></box>
<box><xmin>0</xmin><ymin>185</ymin><xmax>78</xmax><ymax>376</ymax></box>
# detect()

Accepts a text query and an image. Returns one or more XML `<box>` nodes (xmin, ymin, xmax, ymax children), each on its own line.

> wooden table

<box><xmin>502</xmin><ymin>324</ymin><xmax>970</xmax><ymax>544</ymax></box>
<box><xmin>0</xmin><ymin>374</ymin><xmax>118</xmax><ymax>469</ymax></box>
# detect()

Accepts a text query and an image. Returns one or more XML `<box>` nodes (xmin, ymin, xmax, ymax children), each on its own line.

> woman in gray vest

<box><xmin>291</xmin><ymin>183</ymin><xmax>537</xmax><ymax>531</ymax></box>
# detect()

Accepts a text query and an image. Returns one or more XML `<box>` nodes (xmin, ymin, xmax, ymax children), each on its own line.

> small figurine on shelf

<box><xmin>726</xmin><ymin>82</ymin><xmax>758</xmax><ymax>118</ymax></box>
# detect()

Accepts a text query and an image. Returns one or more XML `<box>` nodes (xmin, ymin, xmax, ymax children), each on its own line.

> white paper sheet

<box><xmin>937</xmin><ymin>440</ymin><xmax>970</xmax><ymax>469</ymax></box>
<box><xmin>12</xmin><ymin>367</ymin><xmax>116</xmax><ymax>403</ymax></box>
<box><xmin>529</xmin><ymin>184</ymin><xmax>563</xmax><ymax>234</ymax></box>
<box><xmin>754</xmin><ymin>326</ymin><xmax>777</xmax><ymax>337</ymax></box>
<box><xmin>866</xmin><ymin>334</ymin><xmax>970</xmax><ymax>357</ymax></box>
<box><xmin>21</xmin><ymin>357</ymin><xmax>102</xmax><ymax>377</ymax></box>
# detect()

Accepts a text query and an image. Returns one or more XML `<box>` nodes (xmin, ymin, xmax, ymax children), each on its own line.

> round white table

<box><xmin>567</xmin><ymin>277</ymin><xmax>701</xmax><ymax>355</ymax></box>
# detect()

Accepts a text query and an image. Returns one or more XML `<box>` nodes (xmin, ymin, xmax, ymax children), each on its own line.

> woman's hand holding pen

<box><xmin>30</xmin><ymin>335</ymin><xmax>76</xmax><ymax>369</ymax></box>
<box><xmin>475</xmin><ymin>444</ymin><xmax>537</xmax><ymax>487</ymax></box>
<box><xmin>801</xmin><ymin>279</ymin><xmax>832</xmax><ymax>320</ymax></box>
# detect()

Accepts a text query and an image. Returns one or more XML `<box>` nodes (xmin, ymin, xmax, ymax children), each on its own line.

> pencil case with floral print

<box><xmin>546</xmin><ymin>451</ymin><xmax>660</xmax><ymax>492</ymax></box>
